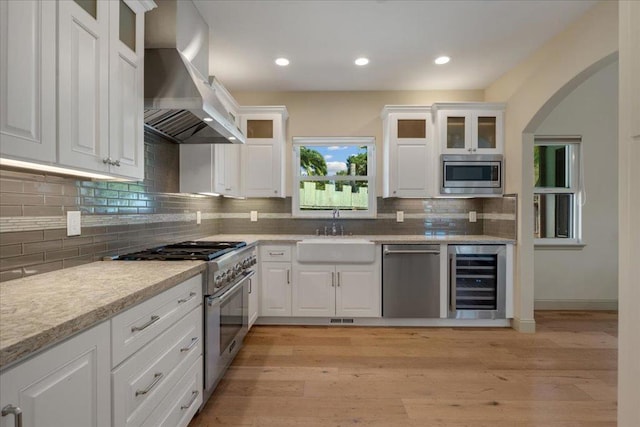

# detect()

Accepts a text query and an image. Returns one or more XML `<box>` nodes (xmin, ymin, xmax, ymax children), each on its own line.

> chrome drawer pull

<box><xmin>1</xmin><ymin>404</ymin><xmax>23</xmax><ymax>427</ymax></box>
<box><xmin>131</xmin><ymin>315</ymin><xmax>160</xmax><ymax>332</ymax></box>
<box><xmin>180</xmin><ymin>337</ymin><xmax>199</xmax><ymax>353</ymax></box>
<box><xmin>180</xmin><ymin>391</ymin><xmax>199</xmax><ymax>410</ymax></box>
<box><xmin>135</xmin><ymin>372</ymin><xmax>163</xmax><ymax>397</ymax></box>
<box><xmin>178</xmin><ymin>292</ymin><xmax>197</xmax><ymax>304</ymax></box>
<box><xmin>269</xmin><ymin>251</ymin><xmax>284</xmax><ymax>256</ymax></box>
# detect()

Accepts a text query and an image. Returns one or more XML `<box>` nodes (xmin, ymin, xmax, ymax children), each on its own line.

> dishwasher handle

<box><xmin>383</xmin><ymin>249</ymin><xmax>440</xmax><ymax>255</ymax></box>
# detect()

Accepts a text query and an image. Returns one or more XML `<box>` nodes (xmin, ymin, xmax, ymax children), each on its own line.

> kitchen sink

<box><xmin>296</xmin><ymin>238</ymin><xmax>376</xmax><ymax>263</ymax></box>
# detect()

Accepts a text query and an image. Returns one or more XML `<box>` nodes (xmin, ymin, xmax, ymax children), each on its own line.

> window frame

<box><xmin>533</xmin><ymin>137</ymin><xmax>583</xmax><ymax>246</ymax></box>
<box><xmin>292</xmin><ymin>136</ymin><xmax>377</xmax><ymax>219</ymax></box>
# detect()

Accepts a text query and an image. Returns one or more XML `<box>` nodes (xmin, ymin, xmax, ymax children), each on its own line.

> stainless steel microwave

<box><xmin>441</xmin><ymin>154</ymin><xmax>503</xmax><ymax>195</ymax></box>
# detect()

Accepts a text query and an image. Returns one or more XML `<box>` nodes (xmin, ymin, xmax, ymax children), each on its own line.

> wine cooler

<box><xmin>448</xmin><ymin>245</ymin><xmax>506</xmax><ymax>319</ymax></box>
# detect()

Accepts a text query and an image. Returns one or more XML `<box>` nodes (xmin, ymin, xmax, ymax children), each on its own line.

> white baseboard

<box><xmin>534</xmin><ymin>299</ymin><xmax>618</xmax><ymax>311</ymax></box>
<box><xmin>511</xmin><ymin>317</ymin><xmax>536</xmax><ymax>333</ymax></box>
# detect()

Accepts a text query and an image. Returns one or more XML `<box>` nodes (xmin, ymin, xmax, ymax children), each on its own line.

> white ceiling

<box><xmin>193</xmin><ymin>0</ymin><xmax>597</xmax><ymax>92</ymax></box>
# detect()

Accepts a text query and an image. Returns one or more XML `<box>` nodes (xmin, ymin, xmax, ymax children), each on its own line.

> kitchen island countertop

<box><xmin>0</xmin><ymin>261</ymin><xmax>206</xmax><ymax>369</ymax></box>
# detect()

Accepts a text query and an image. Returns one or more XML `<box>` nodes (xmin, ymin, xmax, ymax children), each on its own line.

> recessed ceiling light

<box><xmin>355</xmin><ymin>57</ymin><xmax>369</xmax><ymax>66</ymax></box>
<box><xmin>203</xmin><ymin>117</ymin><xmax>213</xmax><ymax>122</ymax></box>
<box><xmin>435</xmin><ymin>56</ymin><xmax>451</xmax><ymax>65</ymax></box>
<box><xmin>275</xmin><ymin>57</ymin><xmax>290</xmax><ymax>66</ymax></box>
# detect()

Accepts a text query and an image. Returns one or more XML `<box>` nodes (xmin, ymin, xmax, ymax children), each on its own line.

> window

<box><xmin>292</xmin><ymin>137</ymin><xmax>376</xmax><ymax>218</ymax></box>
<box><xmin>533</xmin><ymin>137</ymin><xmax>582</xmax><ymax>244</ymax></box>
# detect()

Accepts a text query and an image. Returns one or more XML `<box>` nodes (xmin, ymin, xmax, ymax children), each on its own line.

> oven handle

<box><xmin>208</xmin><ymin>270</ymin><xmax>255</xmax><ymax>307</ymax></box>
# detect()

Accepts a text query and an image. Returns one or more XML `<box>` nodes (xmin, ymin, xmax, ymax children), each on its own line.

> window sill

<box><xmin>534</xmin><ymin>240</ymin><xmax>586</xmax><ymax>250</ymax></box>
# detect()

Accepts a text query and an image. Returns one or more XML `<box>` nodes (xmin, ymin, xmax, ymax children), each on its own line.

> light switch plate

<box><xmin>67</xmin><ymin>211</ymin><xmax>81</xmax><ymax>236</ymax></box>
<box><xmin>396</xmin><ymin>211</ymin><xmax>404</xmax><ymax>222</ymax></box>
<box><xmin>196</xmin><ymin>211</ymin><xmax>201</xmax><ymax>225</ymax></box>
<box><xmin>250</xmin><ymin>211</ymin><xmax>258</xmax><ymax>222</ymax></box>
<box><xmin>469</xmin><ymin>211</ymin><xmax>477</xmax><ymax>223</ymax></box>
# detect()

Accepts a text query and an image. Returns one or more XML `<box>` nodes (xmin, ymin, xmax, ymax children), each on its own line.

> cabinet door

<box><xmin>248</xmin><ymin>270</ymin><xmax>259</xmax><ymax>328</ymax></box>
<box><xmin>292</xmin><ymin>265</ymin><xmax>335</xmax><ymax>317</ymax></box>
<box><xmin>107</xmin><ymin>0</ymin><xmax>144</xmax><ymax>179</ymax></box>
<box><xmin>0</xmin><ymin>0</ymin><xmax>56</xmax><ymax>163</ymax></box>
<box><xmin>260</xmin><ymin>262</ymin><xmax>291</xmax><ymax>316</ymax></box>
<box><xmin>472</xmin><ymin>111</ymin><xmax>503</xmax><ymax>154</ymax></box>
<box><xmin>439</xmin><ymin>111</ymin><xmax>472</xmax><ymax>155</ymax></box>
<box><xmin>0</xmin><ymin>322</ymin><xmax>111</xmax><ymax>427</ymax></box>
<box><xmin>58</xmin><ymin>0</ymin><xmax>110</xmax><ymax>173</ymax></box>
<box><xmin>389</xmin><ymin>114</ymin><xmax>431</xmax><ymax>197</ymax></box>
<box><xmin>241</xmin><ymin>114</ymin><xmax>284</xmax><ymax>198</ymax></box>
<box><xmin>336</xmin><ymin>265</ymin><xmax>380</xmax><ymax>317</ymax></box>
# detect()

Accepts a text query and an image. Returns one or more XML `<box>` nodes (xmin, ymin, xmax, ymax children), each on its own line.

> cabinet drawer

<box><xmin>112</xmin><ymin>306</ymin><xmax>202</xmax><ymax>427</ymax></box>
<box><xmin>260</xmin><ymin>245</ymin><xmax>292</xmax><ymax>262</ymax></box>
<box><xmin>111</xmin><ymin>274</ymin><xmax>202</xmax><ymax>366</ymax></box>
<box><xmin>141</xmin><ymin>357</ymin><xmax>203</xmax><ymax>427</ymax></box>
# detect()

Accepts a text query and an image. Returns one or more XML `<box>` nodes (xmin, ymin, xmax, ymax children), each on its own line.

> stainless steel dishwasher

<box><xmin>382</xmin><ymin>244</ymin><xmax>440</xmax><ymax>318</ymax></box>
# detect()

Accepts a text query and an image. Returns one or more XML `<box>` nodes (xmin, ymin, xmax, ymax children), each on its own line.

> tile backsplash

<box><xmin>1</xmin><ymin>132</ymin><xmax>516</xmax><ymax>282</ymax></box>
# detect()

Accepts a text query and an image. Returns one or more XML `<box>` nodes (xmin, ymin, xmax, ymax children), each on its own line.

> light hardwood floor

<box><xmin>190</xmin><ymin>311</ymin><xmax>617</xmax><ymax>426</ymax></box>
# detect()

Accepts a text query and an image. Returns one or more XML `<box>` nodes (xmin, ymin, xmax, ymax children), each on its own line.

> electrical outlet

<box><xmin>396</xmin><ymin>211</ymin><xmax>404</xmax><ymax>222</ymax></box>
<box><xmin>250</xmin><ymin>211</ymin><xmax>258</xmax><ymax>222</ymax></box>
<box><xmin>196</xmin><ymin>211</ymin><xmax>201</xmax><ymax>225</ymax></box>
<box><xmin>469</xmin><ymin>211</ymin><xmax>477</xmax><ymax>223</ymax></box>
<box><xmin>66</xmin><ymin>211</ymin><xmax>81</xmax><ymax>236</ymax></box>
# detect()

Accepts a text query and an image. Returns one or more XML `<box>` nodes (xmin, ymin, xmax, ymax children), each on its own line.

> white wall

<box><xmin>533</xmin><ymin>61</ymin><xmax>618</xmax><ymax>309</ymax></box>
<box><xmin>485</xmin><ymin>1</ymin><xmax>618</xmax><ymax>331</ymax></box>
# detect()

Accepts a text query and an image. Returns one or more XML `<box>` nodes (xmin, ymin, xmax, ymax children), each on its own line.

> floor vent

<box><xmin>330</xmin><ymin>318</ymin><xmax>342</xmax><ymax>323</ymax></box>
<box><xmin>342</xmin><ymin>318</ymin><xmax>354</xmax><ymax>324</ymax></box>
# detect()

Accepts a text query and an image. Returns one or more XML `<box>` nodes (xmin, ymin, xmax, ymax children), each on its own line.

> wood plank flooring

<box><xmin>189</xmin><ymin>311</ymin><xmax>617</xmax><ymax>426</ymax></box>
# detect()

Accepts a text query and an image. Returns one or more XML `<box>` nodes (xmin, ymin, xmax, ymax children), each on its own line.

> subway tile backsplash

<box><xmin>1</xmin><ymin>132</ymin><xmax>516</xmax><ymax>282</ymax></box>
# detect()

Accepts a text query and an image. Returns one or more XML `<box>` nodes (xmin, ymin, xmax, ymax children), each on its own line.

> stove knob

<box><xmin>217</xmin><ymin>273</ymin><xmax>226</xmax><ymax>286</ymax></box>
<box><xmin>243</xmin><ymin>259</ymin><xmax>250</xmax><ymax>268</ymax></box>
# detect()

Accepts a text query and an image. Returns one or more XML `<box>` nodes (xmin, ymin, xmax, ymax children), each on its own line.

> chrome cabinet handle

<box><xmin>1</xmin><ymin>405</ymin><xmax>22</xmax><ymax>427</ymax></box>
<box><xmin>249</xmin><ymin>278</ymin><xmax>252</xmax><ymax>294</ymax></box>
<box><xmin>178</xmin><ymin>292</ymin><xmax>197</xmax><ymax>304</ymax></box>
<box><xmin>180</xmin><ymin>337</ymin><xmax>199</xmax><ymax>353</ymax></box>
<box><xmin>102</xmin><ymin>157</ymin><xmax>112</xmax><ymax>164</ymax></box>
<box><xmin>337</xmin><ymin>272</ymin><xmax>340</xmax><ymax>287</ymax></box>
<box><xmin>135</xmin><ymin>372</ymin><xmax>163</xmax><ymax>397</ymax></box>
<box><xmin>113</xmin><ymin>159</ymin><xmax>121</xmax><ymax>167</ymax></box>
<box><xmin>269</xmin><ymin>251</ymin><xmax>284</xmax><ymax>256</ymax></box>
<box><xmin>286</xmin><ymin>269</ymin><xmax>290</xmax><ymax>284</ymax></box>
<box><xmin>331</xmin><ymin>272</ymin><xmax>335</xmax><ymax>287</ymax></box>
<box><xmin>131</xmin><ymin>315</ymin><xmax>160</xmax><ymax>332</ymax></box>
<box><xmin>180</xmin><ymin>391</ymin><xmax>199</xmax><ymax>410</ymax></box>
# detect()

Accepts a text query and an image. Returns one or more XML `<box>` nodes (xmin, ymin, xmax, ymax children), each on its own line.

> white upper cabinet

<box><xmin>58</xmin><ymin>0</ymin><xmax>150</xmax><ymax>180</ymax></box>
<box><xmin>381</xmin><ymin>106</ymin><xmax>435</xmax><ymax>198</ymax></box>
<box><xmin>1</xmin><ymin>0</ymin><xmax>153</xmax><ymax>180</ymax></box>
<box><xmin>240</xmin><ymin>106</ymin><xmax>288</xmax><ymax>198</ymax></box>
<box><xmin>215</xmin><ymin>143</ymin><xmax>242</xmax><ymax>197</ymax></box>
<box><xmin>0</xmin><ymin>0</ymin><xmax>57</xmax><ymax>163</ymax></box>
<box><xmin>434</xmin><ymin>103</ymin><xmax>505</xmax><ymax>155</ymax></box>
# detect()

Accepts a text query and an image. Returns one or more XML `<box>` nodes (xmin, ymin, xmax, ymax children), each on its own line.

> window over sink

<box><xmin>292</xmin><ymin>137</ymin><xmax>376</xmax><ymax>218</ymax></box>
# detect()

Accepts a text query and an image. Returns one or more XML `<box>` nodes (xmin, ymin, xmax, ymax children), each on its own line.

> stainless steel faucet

<box><xmin>332</xmin><ymin>208</ymin><xmax>340</xmax><ymax>219</ymax></box>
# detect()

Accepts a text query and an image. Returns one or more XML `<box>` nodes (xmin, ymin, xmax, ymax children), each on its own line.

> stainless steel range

<box><xmin>114</xmin><ymin>240</ymin><xmax>257</xmax><ymax>407</ymax></box>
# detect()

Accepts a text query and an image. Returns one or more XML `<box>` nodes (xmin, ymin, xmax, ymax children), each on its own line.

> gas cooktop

<box><xmin>115</xmin><ymin>241</ymin><xmax>246</xmax><ymax>261</ymax></box>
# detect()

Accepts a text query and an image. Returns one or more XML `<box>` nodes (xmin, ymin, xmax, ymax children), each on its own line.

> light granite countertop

<box><xmin>0</xmin><ymin>233</ymin><xmax>513</xmax><ymax>370</ymax></box>
<box><xmin>198</xmin><ymin>234</ymin><xmax>516</xmax><ymax>245</ymax></box>
<box><xmin>0</xmin><ymin>261</ymin><xmax>206</xmax><ymax>370</ymax></box>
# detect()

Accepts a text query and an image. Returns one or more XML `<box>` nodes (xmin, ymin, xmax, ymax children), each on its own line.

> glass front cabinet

<box><xmin>434</xmin><ymin>103</ymin><xmax>505</xmax><ymax>155</ymax></box>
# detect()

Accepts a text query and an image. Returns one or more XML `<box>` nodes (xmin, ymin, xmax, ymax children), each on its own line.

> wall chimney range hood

<box><xmin>143</xmin><ymin>0</ymin><xmax>245</xmax><ymax>144</ymax></box>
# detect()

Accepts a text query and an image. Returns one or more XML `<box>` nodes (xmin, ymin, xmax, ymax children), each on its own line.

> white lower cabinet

<box><xmin>0</xmin><ymin>322</ymin><xmax>111</xmax><ymax>427</ymax></box>
<box><xmin>248</xmin><ymin>269</ymin><xmax>260</xmax><ymax>328</ymax></box>
<box><xmin>293</xmin><ymin>263</ymin><xmax>380</xmax><ymax>318</ymax></box>
<box><xmin>259</xmin><ymin>245</ymin><xmax>293</xmax><ymax>317</ymax></box>
<box><xmin>111</xmin><ymin>274</ymin><xmax>203</xmax><ymax>427</ymax></box>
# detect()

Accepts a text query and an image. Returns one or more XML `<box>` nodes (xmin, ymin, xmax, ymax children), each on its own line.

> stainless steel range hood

<box><xmin>144</xmin><ymin>0</ymin><xmax>245</xmax><ymax>144</ymax></box>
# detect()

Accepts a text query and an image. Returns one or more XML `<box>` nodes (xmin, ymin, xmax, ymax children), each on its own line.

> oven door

<box><xmin>203</xmin><ymin>270</ymin><xmax>253</xmax><ymax>403</ymax></box>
